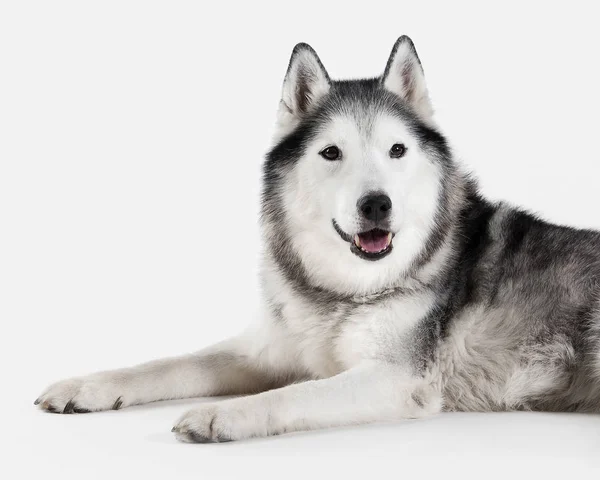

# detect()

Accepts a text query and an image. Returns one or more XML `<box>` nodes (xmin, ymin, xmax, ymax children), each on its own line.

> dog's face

<box><xmin>263</xmin><ymin>37</ymin><xmax>457</xmax><ymax>295</ymax></box>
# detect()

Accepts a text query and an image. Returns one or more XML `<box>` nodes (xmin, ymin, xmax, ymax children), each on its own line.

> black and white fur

<box><xmin>36</xmin><ymin>37</ymin><xmax>600</xmax><ymax>442</ymax></box>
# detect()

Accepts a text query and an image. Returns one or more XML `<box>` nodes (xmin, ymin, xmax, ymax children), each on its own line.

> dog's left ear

<box><xmin>279</xmin><ymin>43</ymin><xmax>330</xmax><ymax>121</ymax></box>
<box><xmin>382</xmin><ymin>36</ymin><xmax>434</xmax><ymax>122</ymax></box>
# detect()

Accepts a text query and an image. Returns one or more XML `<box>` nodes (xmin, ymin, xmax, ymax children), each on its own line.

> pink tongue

<box><xmin>358</xmin><ymin>230</ymin><xmax>389</xmax><ymax>253</ymax></box>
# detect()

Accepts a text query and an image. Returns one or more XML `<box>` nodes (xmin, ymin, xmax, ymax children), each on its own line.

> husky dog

<box><xmin>36</xmin><ymin>36</ymin><xmax>600</xmax><ymax>442</ymax></box>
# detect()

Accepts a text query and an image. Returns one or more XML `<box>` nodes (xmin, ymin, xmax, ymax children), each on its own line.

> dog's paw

<box><xmin>172</xmin><ymin>401</ymin><xmax>269</xmax><ymax>443</ymax></box>
<box><xmin>35</xmin><ymin>375</ymin><xmax>127</xmax><ymax>414</ymax></box>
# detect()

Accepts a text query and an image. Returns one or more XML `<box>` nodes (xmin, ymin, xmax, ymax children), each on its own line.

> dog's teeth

<box><xmin>354</xmin><ymin>234</ymin><xmax>361</xmax><ymax>247</ymax></box>
<box><xmin>387</xmin><ymin>232</ymin><xmax>392</xmax><ymax>245</ymax></box>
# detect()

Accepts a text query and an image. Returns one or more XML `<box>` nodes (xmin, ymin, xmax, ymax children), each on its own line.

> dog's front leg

<box><xmin>172</xmin><ymin>362</ymin><xmax>441</xmax><ymax>442</ymax></box>
<box><xmin>35</xmin><ymin>335</ymin><xmax>291</xmax><ymax>414</ymax></box>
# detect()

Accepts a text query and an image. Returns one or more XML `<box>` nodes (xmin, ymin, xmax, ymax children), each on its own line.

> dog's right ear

<box><xmin>279</xmin><ymin>43</ymin><xmax>330</xmax><ymax>125</ymax></box>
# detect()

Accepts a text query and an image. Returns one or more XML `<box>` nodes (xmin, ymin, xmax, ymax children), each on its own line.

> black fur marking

<box><xmin>452</xmin><ymin>193</ymin><xmax>497</xmax><ymax>307</ymax></box>
<box><xmin>63</xmin><ymin>400</ymin><xmax>76</xmax><ymax>414</ymax></box>
<box><xmin>407</xmin><ymin>190</ymin><xmax>498</xmax><ymax>373</ymax></box>
<box><xmin>332</xmin><ymin>219</ymin><xmax>352</xmax><ymax>243</ymax></box>
<box><xmin>411</xmin><ymin>391</ymin><xmax>425</xmax><ymax>408</ymax></box>
<box><xmin>73</xmin><ymin>406</ymin><xmax>91</xmax><ymax>414</ymax></box>
<box><xmin>503</xmin><ymin>210</ymin><xmax>533</xmax><ymax>256</ymax></box>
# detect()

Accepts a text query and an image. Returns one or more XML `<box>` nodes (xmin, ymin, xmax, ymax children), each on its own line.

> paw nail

<box><xmin>63</xmin><ymin>400</ymin><xmax>76</xmax><ymax>414</ymax></box>
<box><xmin>34</xmin><ymin>398</ymin><xmax>41</xmax><ymax>405</ymax></box>
<box><xmin>112</xmin><ymin>397</ymin><xmax>123</xmax><ymax>410</ymax></box>
<box><xmin>73</xmin><ymin>407</ymin><xmax>91</xmax><ymax>414</ymax></box>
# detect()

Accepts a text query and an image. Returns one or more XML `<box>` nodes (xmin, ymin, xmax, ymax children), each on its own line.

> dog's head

<box><xmin>262</xmin><ymin>37</ymin><xmax>462</xmax><ymax>296</ymax></box>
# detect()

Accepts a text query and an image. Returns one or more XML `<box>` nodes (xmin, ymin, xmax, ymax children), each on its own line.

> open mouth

<box><xmin>354</xmin><ymin>229</ymin><xmax>393</xmax><ymax>254</ymax></box>
<box><xmin>352</xmin><ymin>229</ymin><xmax>393</xmax><ymax>260</ymax></box>
<box><xmin>333</xmin><ymin>220</ymin><xmax>394</xmax><ymax>261</ymax></box>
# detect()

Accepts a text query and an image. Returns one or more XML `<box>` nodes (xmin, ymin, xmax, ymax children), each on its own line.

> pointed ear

<box><xmin>281</xmin><ymin>43</ymin><xmax>331</xmax><ymax>118</ymax></box>
<box><xmin>382</xmin><ymin>36</ymin><xmax>434</xmax><ymax>122</ymax></box>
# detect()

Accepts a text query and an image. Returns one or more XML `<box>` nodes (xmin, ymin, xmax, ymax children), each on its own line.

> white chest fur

<box><xmin>262</xmin><ymin>277</ymin><xmax>436</xmax><ymax>379</ymax></box>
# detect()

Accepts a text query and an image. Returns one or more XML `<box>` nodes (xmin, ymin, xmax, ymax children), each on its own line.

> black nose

<box><xmin>358</xmin><ymin>193</ymin><xmax>392</xmax><ymax>222</ymax></box>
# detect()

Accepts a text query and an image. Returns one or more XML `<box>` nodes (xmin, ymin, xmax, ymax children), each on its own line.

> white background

<box><xmin>1</xmin><ymin>1</ymin><xmax>600</xmax><ymax>478</ymax></box>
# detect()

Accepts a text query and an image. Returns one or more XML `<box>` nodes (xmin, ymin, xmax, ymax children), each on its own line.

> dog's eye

<box><xmin>389</xmin><ymin>143</ymin><xmax>407</xmax><ymax>158</ymax></box>
<box><xmin>320</xmin><ymin>146</ymin><xmax>341</xmax><ymax>161</ymax></box>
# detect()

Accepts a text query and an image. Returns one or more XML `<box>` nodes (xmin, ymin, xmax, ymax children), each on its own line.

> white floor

<box><xmin>8</xmin><ymin>399</ymin><xmax>600</xmax><ymax>479</ymax></box>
